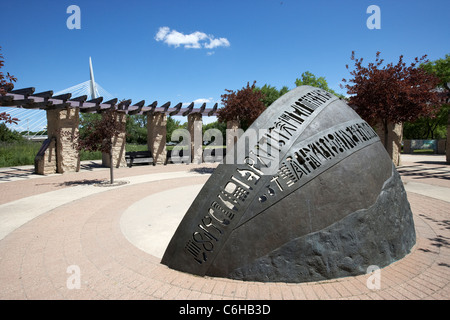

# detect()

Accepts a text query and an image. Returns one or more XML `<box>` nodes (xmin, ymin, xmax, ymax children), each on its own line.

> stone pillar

<box><xmin>188</xmin><ymin>113</ymin><xmax>203</xmax><ymax>164</ymax></box>
<box><xmin>46</xmin><ymin>108</ymin><xmax>80</xmax><ymax>173</ymax></box>
<box><xmin>34</xmin><ymin>138</ymin><xmax>57</xmax><ymax>175</ymax></box>
<box><xmin>447</xmin><ymin>112</ymin><xmax>450</xmax><ymax>163</ymax></box>
<box><xmin>225</xmin><ymin>120</ymin><xmax>242</xmax><ymax>164</ymax></box>
<box><xmin>102</xmin><ymin>111</ymin><xmax>127</xmax><ymax>168</ymax></box>
<box><xmin>148</xmin><ymin>112</ymin><xmax>167</xmax><ymax>165</ymax></box>
<box><xmin>437</xmin><ymin>139</ymin><xmax>446</xmax><ymax>155</ymax></box>
<box><xmin>226</xmin><ymin>120</ymin><xmax>241</xmax><ymax>146</ymax></box>
<box><xmin>403</xmin><ymin>139</ymin><xmax>411</xmax><ymax>154</ymax></box>
<box><xmin>376</xmin><ymin>122</ymin><xmax>403</xmax><ymax>166</ymax></box>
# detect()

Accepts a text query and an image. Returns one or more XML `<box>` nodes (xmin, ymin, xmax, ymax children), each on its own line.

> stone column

<box><xmin>188</xmin><ymin>113</ymin><xmax>203</xmax><ymax>164</ymax></box>
<box><xmin>376</xmin><ymin>122</ymin><xmax>403</xmax><ymax>166</ymax></box>
<box><xmin>148</xmin><ymin>112</ymin><xmax>167</xmax><ymax>165</ymax></box>
<box><xmin>46</xmin><ymin>108</ymin><xmax>80</xmax><ymax>173</ymax></box>
<box><xmin>437</xmin><ymin>139</ymin><xmax>446</xmax><ymax>155</ymax></box>
<box><xmin>226</xmin><ymin>120</ymin><xmax>241</xmax><ymax>146</ymax></box>
<box><xmin>102</xmin><ymin>111</ymin><xmax>127</xmax><ymax>168</ymax></box>
<box><xmin>34</xmin><ymin>138</ymin><xmax>57</xmax><ymax>175</ymax></box>
<box><xmin>225</xmin><ymin>120</ymin><xmax>242</xmax><ymax>164</ymax></box>
<box><xmin>403</xmin><ymin>140</ymin><xmax>411</xmax><ymax>154</ymax></box>
<box><xmin>446</xmin><ymin>112</ymin><xmax>450</xmax><ymax>163</ymax></box>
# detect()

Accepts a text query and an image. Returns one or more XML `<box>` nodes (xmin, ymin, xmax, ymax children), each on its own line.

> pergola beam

<box><xmin>1</xmin><ymin>89</ymin><xmax>219</xmax><ymax>116</ymax></box>
<box><xmin>169</xmin><ymin>102</ymin><xmax>182</xmax><ymax>116</ymax></box>
<box><xmin>80</xmin><ymin>97</ymin><xmax>103</xmax><ymax>113</ymax></box>
<box><xmin>127</xmin><ymin>100</ymin><xmax>145</xmax><ymax>115</ymax></box>
<box><xmin>10</xmin><ymin>87</ymin><xmax>35</xmax><ymax>96</ymax></box>
<box><xmin>182</xmin><ymin>102</ymin><xmax>194</xmax><ymax>116</ymax></box>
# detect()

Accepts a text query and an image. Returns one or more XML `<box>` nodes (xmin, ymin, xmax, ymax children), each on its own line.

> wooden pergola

<box><xmin>0</xmin><ymin>87</ymin><xmax>218</xmax><ymax>116</ymax></box>
<box><xmin>0</xmin><ymin>87</ymin><xmax>223</xmax><ymax>175</ymax></box>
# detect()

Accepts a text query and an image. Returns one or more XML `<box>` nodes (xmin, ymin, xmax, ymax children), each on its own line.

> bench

<box><xmin>203</xmin><ymin>148</ymin><xmax>225</xmax><ymax>163</ymax></box>
<box><xmin>165</xmin><ymin>147</ymin><xmax>226</xmax><ymax>164</ymax></box>
<box><xmin>165</xmin><ymin>148</ymin><xmax>191</xmax><ymax>165</ymax></box>
<box><xmin>125</xmin><ymin>151</ymin><xmax>155</xmax><ymax>167</ymax></box>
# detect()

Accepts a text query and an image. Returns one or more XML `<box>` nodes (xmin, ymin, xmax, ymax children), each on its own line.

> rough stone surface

<box><xmin>437</xmin><ymin>138</ymin><xmax>446</xmax><ymax>154</ymax></box>
<box><xmin>403</xmin><ymin>139</ymin><xmax>412</xmax><ymax>154</ymax></box>
<box><xmin>376</xmin><ymin>122</ymin><xmax>403</xmax><ymax>166</ymax></box>
<box><xmin>148</xmin><ymin>112</ymin><xmax>167</xmax><ymax>165</ymax></box>
<box><xmin>46</xmin><ymin>108</ymin><xmax>80</xmax><ymax>173</ymax></box>
<box><xmin>188</xmin><ymin>113</ymin><xmax>203</xmax><ymax>164</ymax></box>
<box><xmin>228</xmin><ymin>165</ymin><xmax>416</xmax><ymax>283</ymax></box>
<box><xmin>34</xmin><ymin>138</ymin><xmax>57</xmax><ymax>175</ymax></box>
<box><xmin>447</xmin><ymin>112</ymin><xmax>450</xmax><ymax>163</ymax></box>
<box><xmin>226</xmin><ymin>120</ymin><xmax>241</xmax><ymax>145</ymax></box>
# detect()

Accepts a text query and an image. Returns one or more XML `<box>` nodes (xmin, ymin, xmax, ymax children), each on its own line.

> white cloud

<box><xmin>204</xmin><ymin>37</ymin><xmax>230</xmax><ymax>49</ymax></box>
<box><xmin>193</xmin><ymin>98</ymin><xmax>213</xmax><ymax>104</ymax></box>
<box><xmin>155</xmin><ymin>27</ymin><xmax>230</xmax><ymax>50</ymax></box>
<box><xmin>182</xmin><ymin>98</ymin><xmax>214</xmax><ymax>106</ymax></box>
<box><xmin>155</xmin><ymin>26</ymin><xmax>170</xmax><ymax>41</ymax></box>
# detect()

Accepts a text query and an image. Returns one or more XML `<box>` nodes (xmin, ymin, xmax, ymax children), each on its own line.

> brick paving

<box><xmin>0</xmin><ymin>155</ymin><xmax>449</xmax><ymax>300</ymax></box>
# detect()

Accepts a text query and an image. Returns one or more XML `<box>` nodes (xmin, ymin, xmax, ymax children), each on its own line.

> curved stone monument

<box><xmin>161</xmin><ymin>85</ymin><xmax>416</xmax><ymax>283</ymax></box>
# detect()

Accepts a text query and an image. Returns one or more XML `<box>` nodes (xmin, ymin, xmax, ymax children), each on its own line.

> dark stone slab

<box><xmin>227</xmin><ymin>164</ymin><xmax>416</xmax><ymax>283</ymax></box>
<box><xmin>161</xmin><ymin>85</ymin><xmax>416</xmax><ymax>283</ymax></box>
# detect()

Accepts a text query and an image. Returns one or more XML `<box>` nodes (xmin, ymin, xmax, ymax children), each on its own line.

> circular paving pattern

<box><xmin>0</xmin><ymin>160</ymin><xmax>449</xmax><ymax>300</ymax></box>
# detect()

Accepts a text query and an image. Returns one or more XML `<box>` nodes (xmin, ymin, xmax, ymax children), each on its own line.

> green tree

<box><xmin>255</xmin><ymin>84</ymin><xmax>289</xmax><ymax>107</ymax></box>
<box><xmin>404</xmin><ymin>54</ymin><xmax>450</xmax><ymax>140</ymax></box>
<box><xmin>203</xmin><ymin>121</ymin><xmax>226</xmax><ymax>145</ymax></box>
<box><xmin>0</xmin><ymin>123</ymin><xmax>25</xmax><ymax>142</ymax></box>
<box><xmin>295</xmin><ymin>71</ymin><xmax>344</xmax><ymax>98</ymax></box>
<box><xmin>403</xmin><ymin>104</ymin><xmax>449</xmax><ymax>139</ymax></box>
<box><xmin>126</xmin><ymin>114</ymin><xmax>147</xmax><ymax>144</ymax></box>
<box><xmin>421</xmin><ymin>54</ymin><xmax>450</xmax><ymax>89</ymax></box>
<box><xmin>166</xmin><ymin>116</ymin><xmax>182</xmax><ymax>142</ymax></box>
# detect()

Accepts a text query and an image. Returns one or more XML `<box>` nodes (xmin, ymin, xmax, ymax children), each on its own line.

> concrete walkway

<box><xmin>0</xmin><ymin>155</ymin><xmax>449</xmax><ymax>300</ymax></box>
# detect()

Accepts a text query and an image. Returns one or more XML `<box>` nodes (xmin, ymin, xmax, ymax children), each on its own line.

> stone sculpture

<box><xmin>161</xmin><ymin>85</ymin><xmax>416</xmax><ymax>283</ymax></box>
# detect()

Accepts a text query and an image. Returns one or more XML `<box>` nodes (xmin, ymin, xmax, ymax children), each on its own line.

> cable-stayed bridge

<box><xmin>1</xmin><ymin>58</ymin><xmax>114</xmax><ymax>140</ymax></box>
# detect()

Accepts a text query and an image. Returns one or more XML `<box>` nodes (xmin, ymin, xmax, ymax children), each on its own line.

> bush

<box><xmin>0</xmin><ymin>123</ymin><xmax>25</xmax><ymax>142</ymax></box>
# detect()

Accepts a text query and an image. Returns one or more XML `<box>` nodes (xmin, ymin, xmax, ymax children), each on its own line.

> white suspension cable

<box><xmin>3</xmin><ymin>58</ymin><xmax>115</xmax><ymax>137</ymax></box>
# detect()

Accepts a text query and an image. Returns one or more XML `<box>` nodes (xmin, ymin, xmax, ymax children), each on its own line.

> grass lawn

<box><xmin>412</xmin><ymin>149</ymin><xmax>436</xmax><ymax>154</ymax></box>
<box><xmin>0</xmin><ymin>142</ymin><xmax>226</xmax><ymax>168</ymax></box>
<box><xmin>0</xmin><ymin>141</ymin><xmax>41</xmax><ymax>167</ymax></box>
<box><xmin>0</xmin><ymin>142</ymin><xmax>149</xmax><ymax>167</ymax></box>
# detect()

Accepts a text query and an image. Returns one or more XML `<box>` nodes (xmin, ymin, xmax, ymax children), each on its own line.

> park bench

<box><xmin>203</xmin><ymin>148</ymin><xmax>225</xmax><ymax>163</ymax></box>
<box><xmin>125</xmin><ymin>151</ymin><xmax>155</xmax><ymax>167</ymax></box>
<box><xmin>165</xmin><ymin>148</ymin><xmax>191</xmax><ymax>165</ymax></box>
<box><xmin>165</xmin><ymin>147</ymin><xmax>226</xmax><ymax>164</ymax></box>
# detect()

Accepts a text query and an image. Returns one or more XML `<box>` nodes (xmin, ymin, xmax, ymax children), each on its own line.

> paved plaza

<box><xmin>0</xmin><ymin>154</ymin><xmax>449</xmax><ymax>300</ymax></box>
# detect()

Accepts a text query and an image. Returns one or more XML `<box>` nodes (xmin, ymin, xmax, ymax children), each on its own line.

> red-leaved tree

<box><xmin>72</xmin><ymin>109</ymin><xmax>126</xmax><ymax>184</ymax></box>
<box><xmin>0</xmin><ymin>46</ymin><xmax>19</xmax><ymax>124</ymax></box>
<box><xmin>217</xmin><ymin>81</ymin><xmax>266</xmax><ymax>130</ymax></box>
<box><xmin>342</xmin><ymin>51</ymin><xmax>442</xmax><ymax>163</ymax></box>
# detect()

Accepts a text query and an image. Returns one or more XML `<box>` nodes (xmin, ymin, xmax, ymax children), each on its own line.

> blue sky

<box><xmin>1</xmin><ymin>0</ymin><xmax>449</xmax><ymax>127</ymax></box>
